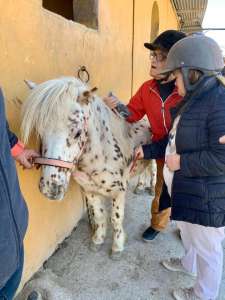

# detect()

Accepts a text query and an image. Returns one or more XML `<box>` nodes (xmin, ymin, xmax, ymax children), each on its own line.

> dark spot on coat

<box><xmin>116</xmin><ymin>213</ymin><xmax>120</xmax><ymax>218</ymax></box>
<box><xmin>66</xmin><ymin>138</ymin><xmax>71</xmax><ymax>147</ymax></box>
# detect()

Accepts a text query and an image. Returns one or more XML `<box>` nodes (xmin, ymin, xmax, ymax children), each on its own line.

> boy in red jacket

<box><xmin>104</xmin><ymin>30</ymin><xmax>186</xmax><ymax>241</ymax></box>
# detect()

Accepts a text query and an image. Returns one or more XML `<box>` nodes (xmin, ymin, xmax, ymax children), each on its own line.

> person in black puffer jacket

<box><xmin>0</xmin><ymin>88</ymin><xmax>39</xmax><ymax>300</ymax></box>
<box><xmin>156</xmin><ymin>36</ymin><xmax>225</xmax><ymax>300</ymax></box>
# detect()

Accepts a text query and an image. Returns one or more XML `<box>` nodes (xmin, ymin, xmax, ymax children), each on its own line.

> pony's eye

<box><xmin>75</xmin><ymin>130</ymin><xmax>82</xmax><ymax>139</ymax></box>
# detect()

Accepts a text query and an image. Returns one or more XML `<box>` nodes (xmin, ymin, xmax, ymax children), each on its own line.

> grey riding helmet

<box><xmin>161</xmin><ymin>35</ymin><xmax>224</xmax><ymax>91</ymax></box>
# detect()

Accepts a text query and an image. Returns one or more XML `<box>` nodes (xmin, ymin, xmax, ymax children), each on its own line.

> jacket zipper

<box><xmin>149</xmin><ymin>87</ymin><xmax>178</xmax><ymax>134</ymax></box>
<box><xmin>0</xmin><ymin>158</ymin><xmax>20</xmax><ymax>267</ymax></box>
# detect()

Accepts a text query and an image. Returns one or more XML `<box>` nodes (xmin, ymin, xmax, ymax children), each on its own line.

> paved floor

<box><xmin>16</xmin><ymin>189</ymin><xmax>225</xmax><ymax>300</ymax></box>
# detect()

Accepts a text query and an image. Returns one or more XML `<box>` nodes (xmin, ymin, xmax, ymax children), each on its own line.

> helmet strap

<box><xmin>181</xmin><ymin>68</ymin><xmax>220</xmax><ymax>92</ymax></box>
<box><xmin>216</xmin><ymin>75</ymin><xmax>225</xmax><ymax>87</ymax></box>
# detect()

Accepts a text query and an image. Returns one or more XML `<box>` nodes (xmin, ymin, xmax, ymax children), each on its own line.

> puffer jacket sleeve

<box><xmin>180</xmin><ymin>90</ymin><xmax>225</xmax><ymax>177</ymax></box>
<box><xmin>142</xmin><ymin>136</ymin><xmax>168</xmax><ymax>159</ymax></box>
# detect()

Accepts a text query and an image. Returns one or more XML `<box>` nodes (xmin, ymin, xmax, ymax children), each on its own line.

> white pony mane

<box><xmin>21</xmin><ymin>77</ymin><xmax>88</xmax><ymax>144</ymax></box>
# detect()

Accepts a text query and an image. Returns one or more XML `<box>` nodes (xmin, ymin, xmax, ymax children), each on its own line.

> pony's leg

<box><xmin>111</xmin><ymin>192</ymin><xmax>126</xmax><ymax>256</ymax></box>
<box><xmin>86</xmin><ymin>193</ymin><xmax>107</xmax><ymax>250</ymax></box>
<box><xmin>84</xmin><ymin>193</ymin><xmax>95</xmax><ymax>233</ymax></box>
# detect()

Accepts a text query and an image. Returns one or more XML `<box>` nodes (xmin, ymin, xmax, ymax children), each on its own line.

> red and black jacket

<box><xmin>126</xmin><ymin>79</ymin><xmax>182</xmax><ymax>161</ymax></box>
<box><xmin>127</xmin><ymin>79</ymin><xmax>182</xmax><ymax>142</ymax></box>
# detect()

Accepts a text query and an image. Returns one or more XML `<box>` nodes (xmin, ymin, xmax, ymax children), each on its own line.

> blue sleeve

<box><xmin>0</xmin><ymin>88</ymin><xmax>18</xmax><ymax>148</ymax></box>
<box><xmin>6</xmin><ymin>121</ymin><xmax>18</xmax><ymax>148</ymax></box>
<box><xmin>142</xmin><ymin>136</ymin><xmax>168</xmax><ymax>160</ymax></box>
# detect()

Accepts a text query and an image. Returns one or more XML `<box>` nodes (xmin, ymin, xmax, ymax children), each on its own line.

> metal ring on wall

<box><xmin>77</xmin><ymin>66</ymin><xmax>90</xmax><ymax>83</ymax></box>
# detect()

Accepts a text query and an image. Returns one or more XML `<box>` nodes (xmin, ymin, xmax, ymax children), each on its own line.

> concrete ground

<box><xmin>16</xmin><ymin>189</ymin><xmax>225</xmax><ymax>300</ymax></box>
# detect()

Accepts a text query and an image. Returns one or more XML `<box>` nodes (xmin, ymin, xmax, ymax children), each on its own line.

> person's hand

<box><xmin>165</xmin><ymin>154</ymin><xmax>180</xmax><ymax>171</ymax></box>
<box><xmin>103</xmin><ymin>96</ymin><xmax>119</xmax><ymax>109</ymax></box>
<box><xmin>15</xmin><ymin>149</ymin><xmax>40</xmax><ymax>169</ymax></box>
<box><xmin>219</xmin><ymin>135</ymin><xmax>225</xmax><ymax>144</ymax></box>
<box><xmin>134</xmin><ymin>146</ymin><xmax>144</xmax><ymax>159</ymax></box>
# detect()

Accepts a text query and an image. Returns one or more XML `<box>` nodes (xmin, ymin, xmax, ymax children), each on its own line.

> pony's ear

<box><xmin>79</xmin><ymin>87</ymin><xmax>98</xmax><ymax>105</ymax></box>
<box><xmin>24</xmin><ymin>79</ymin><xmax>37</xmax><ymax>89</ymax></box>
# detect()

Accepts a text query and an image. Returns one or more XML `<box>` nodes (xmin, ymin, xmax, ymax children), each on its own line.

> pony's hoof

<box><xmin>133</xmin><ymin>188</ymin><xmax>144</xmax><ymax>195</ymax></box>
<box><xmin>148</xmin><ymin>188</ymin><xmax>155</xmax><ymax>196</ymax></box>
<box><xmin>110</xmin><ymin>250</ymin><xmax>123</xmax><ymax>261</ymax></box>
<box><xmin>89</xmin><ymin>242</ymin><xmax>102</xmax><ymax>252</ymax></box>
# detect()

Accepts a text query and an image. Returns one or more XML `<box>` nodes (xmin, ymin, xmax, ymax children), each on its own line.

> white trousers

<box><xmin>177</xmin><ymin>221</ymin><xmax>225</xmax><ymax>300</ymax></box>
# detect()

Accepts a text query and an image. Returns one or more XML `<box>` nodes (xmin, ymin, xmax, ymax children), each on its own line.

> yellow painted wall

<box><xmin>132</xmin><ymin>0</ymin><xmax>179</xmax><ymax>95</ymax></box>
<box><xmin>0</xmin><ymin>0</ymin><xmax>178</xmax><ymax>287</ymax></box>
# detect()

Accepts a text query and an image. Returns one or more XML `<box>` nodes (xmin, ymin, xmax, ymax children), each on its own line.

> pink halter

<box><xmin>34</xmin><ymin>117</ymin><xmax>88</xmax><ymax>170</ymax></box>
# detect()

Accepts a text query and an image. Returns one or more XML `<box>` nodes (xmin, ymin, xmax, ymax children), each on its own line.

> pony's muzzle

<box><xmin>39</xmin><ymin>181</ymin><xmax>66</xmax><ymax>200</ymax></box>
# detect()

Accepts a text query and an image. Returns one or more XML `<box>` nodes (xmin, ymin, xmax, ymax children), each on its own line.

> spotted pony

<box><xmin>21</xmin><ymin>77</ymin><xmax>152</xmax><ymax>258</ymax></box>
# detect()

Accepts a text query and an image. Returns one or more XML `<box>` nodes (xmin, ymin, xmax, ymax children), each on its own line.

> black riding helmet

<box><xmin>160</xmin><ymin>35</ymin><xmax>224</xmax><ymax>91</ymax></box>
<box><xmin>144</xmin><ymin>30</ymin><xmax>186</xmax><ymax>52</ymax></box>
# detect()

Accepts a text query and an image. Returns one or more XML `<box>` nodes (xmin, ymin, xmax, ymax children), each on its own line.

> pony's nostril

<box><xmin>51</xmin><ymin>183</ymin><xmax>64</xmax><ymax>195</ymax></box>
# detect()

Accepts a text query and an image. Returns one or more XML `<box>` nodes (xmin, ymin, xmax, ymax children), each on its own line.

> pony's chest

<box><xmin>72</xmin><ymin>167</ymin><xmax>127</xmax><ymax>196</ymax></box>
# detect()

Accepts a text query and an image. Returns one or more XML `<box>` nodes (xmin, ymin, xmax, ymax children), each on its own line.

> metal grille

<box><xmin>171</xmin><ymin>0</ymin><xmax>208</xmax><ymax>32</ymax></box>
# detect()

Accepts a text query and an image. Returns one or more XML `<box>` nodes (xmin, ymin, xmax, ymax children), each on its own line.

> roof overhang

<box><xmin>171</xmin><ymin>0</ymin><xmax>208</xmax><ymax>33</ymax></box>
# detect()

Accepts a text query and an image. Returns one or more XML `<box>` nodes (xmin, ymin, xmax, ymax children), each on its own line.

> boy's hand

<box><xmin>15</xmin><ymin>149</ymin><xmax>40</xmax><ymax>169</ymax></box>
<box><xmin>103</xmin><ymin>96</ymin><xmax>119</xmax><ymax>109</ymax></box>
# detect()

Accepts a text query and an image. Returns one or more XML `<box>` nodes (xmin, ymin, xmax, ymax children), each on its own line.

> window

<box><xmin>42</xmin><ymin>0</ymin><xmax>98</xmax><ymax>30</ymax></box>
<box><xmin>150</xmin><ymin>1</ymin><xmax>159</xmax><ymax>41</ymax></box>
<box><xmin>42</xmin><ymin>0</ymin><xmax>74</xmax><ymax>21</ymax></box>
<box><xmin>73</xmin><ymin>0</ymin><xmax>98</xmax><ymax>29</ymax></box>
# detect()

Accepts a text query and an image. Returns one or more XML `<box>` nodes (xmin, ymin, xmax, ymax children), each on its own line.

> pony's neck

<box><xmin>87</xmin><ymin>96</ymin><xmax>130</xmax><ymax>138</ymax></box>
<box><xmin>83</xmin><ymin>96</ymin><xmax>134</xmax><ymax>159</ymax></box>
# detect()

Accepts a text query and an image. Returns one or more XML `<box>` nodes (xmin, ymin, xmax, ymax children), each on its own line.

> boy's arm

<box><xmin>142</xmin><ymin>136</ymin><xmax>168</xmax><ymax>160</ymax></box>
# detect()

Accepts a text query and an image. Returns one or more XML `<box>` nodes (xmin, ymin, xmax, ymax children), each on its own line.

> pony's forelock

<box><xmin>21</xmin><ymin>77</ymin><xmax>88</xmax><ymax>144</ymax></box>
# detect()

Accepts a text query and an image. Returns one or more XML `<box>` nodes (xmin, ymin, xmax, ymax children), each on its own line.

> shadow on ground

<box><xmin>16</xmin><ymin>189</ymin><xmax>225</xmax><ymax>300</ymax></box>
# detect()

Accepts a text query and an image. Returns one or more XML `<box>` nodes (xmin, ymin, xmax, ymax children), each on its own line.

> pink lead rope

<box><xmin>129</xmin><ymin>153</ymin><xmax>140</xmax><ymax>173</ymax></box>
